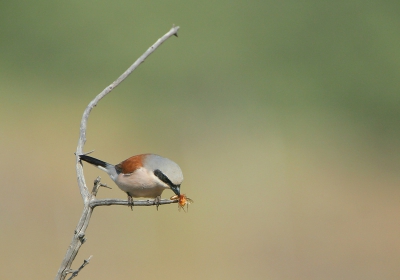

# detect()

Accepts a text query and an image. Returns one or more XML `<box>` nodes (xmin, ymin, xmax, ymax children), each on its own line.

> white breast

<box><xmin>114</xmin><ymin>167</ymin><xmax>169</xmax><ymax>198</ymax></box>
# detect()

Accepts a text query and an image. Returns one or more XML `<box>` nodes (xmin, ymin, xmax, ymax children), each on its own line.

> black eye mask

<box><xmin>153</xmin><ymin>169</ymin><xmax>180</xmax><ymax>196</ymax></box>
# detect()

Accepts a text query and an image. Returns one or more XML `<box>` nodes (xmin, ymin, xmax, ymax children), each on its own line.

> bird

<box><xmin>79</xmin><ymin>153</ymin><xmax>183</xmax><ymax>209</ymax></box>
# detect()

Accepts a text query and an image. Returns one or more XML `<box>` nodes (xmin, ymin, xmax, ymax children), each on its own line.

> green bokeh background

<box><xmin>1</xmin><ymin>1</ymin><xmax>399</xmax><ymax>279</ymax></box>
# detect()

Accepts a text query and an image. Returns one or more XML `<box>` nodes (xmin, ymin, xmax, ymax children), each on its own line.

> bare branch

<box><xmin>90</xmin><ymin>198</ymin><xmax>178</xmax><ymax>208</ymax></box>
<box><xmin>76</xmin><ymin>25</ymin><xmax>180</xmax><ymax>202</ymax></box>
<box><xmin>55</xmin><ymin>25</ymin><xmax>180</xmax><ymax>280</ymax></box>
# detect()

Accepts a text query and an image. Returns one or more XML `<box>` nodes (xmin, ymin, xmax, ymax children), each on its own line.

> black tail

<box><xmin>79</xmin><ymin>155</ymin><xmax>108</xmax><ymax>168</ymax></box>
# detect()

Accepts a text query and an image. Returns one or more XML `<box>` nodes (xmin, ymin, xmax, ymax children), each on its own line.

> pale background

<box><xmin>1</xmin><ymin>1</ymin><xmax>400</xmax><ymax>279</ymax></box>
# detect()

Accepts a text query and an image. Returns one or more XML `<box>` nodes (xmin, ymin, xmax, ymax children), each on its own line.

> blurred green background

<box><xmin>1</xmin><ymin>1</ymin><xmax>400</xmax><ymax>279</ymax></box>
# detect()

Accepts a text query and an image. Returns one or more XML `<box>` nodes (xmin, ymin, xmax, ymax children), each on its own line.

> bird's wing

<box><xmin>115</xmin><ymin>154</ymin><xmax>147</xmax><ymax>174</ymax></box>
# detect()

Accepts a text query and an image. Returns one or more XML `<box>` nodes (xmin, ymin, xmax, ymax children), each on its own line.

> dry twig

<box><xmin>54</xmin><ymin>25</ymin><xmax>180</xmax><ymax>280</ymax></box>
<box><xmin>66</xmin><ymin>255</ymin><xmax>92</xmax><ymax>280</ymax></box>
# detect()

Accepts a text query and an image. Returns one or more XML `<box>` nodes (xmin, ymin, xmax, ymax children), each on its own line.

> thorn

<box><xmin>81</xmin><ymin>150</ymin><xmax>95</xmax><ymax>156</ymax></box>
<box><xmin>100</xmin><ymin>183</ymin><xmax>112</xmax><ymax>189</ymax></box>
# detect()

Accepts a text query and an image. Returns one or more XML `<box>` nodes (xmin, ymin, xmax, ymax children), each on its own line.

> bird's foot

<box><xmin>127</xmin><ymin>193</ymin><xmax>134</xmax><ymax>211</ymax></box>
<box><xmin>154</xmin><ymin>196</ymin><xmax>161</xmax><ymax>211</ymax></box>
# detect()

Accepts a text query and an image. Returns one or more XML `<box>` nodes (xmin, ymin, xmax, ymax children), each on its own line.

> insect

<box><xmin>170</xmin><ymin>194</ymin><xmax>194</xmax><ymax>212</ymax></box>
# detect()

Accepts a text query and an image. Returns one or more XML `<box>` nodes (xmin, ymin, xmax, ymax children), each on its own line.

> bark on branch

<box><xmin>54</xmin><ymin>25</ymin><xmax>180</xmax><ymax>280</ymax></box>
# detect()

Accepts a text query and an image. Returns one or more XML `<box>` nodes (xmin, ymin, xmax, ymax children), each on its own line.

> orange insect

<box><xmin>170</xmin><ymin>194</ymin><xmax>194</xmax><ymax>212</ymax></box>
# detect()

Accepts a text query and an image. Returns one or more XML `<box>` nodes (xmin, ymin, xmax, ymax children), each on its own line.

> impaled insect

<box><xmin>170</xmin><ymin>194</ymin><xmax>194</xmax><ymax>212</ymax></box>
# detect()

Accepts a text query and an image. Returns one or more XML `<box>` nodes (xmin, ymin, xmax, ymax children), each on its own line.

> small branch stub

<box><xmin>67</xmin><ymin>255</ymin><xmax>93</xmax><ymax>280</ymax></box>
<box><xmin>91</xmin><ymin>176</ymin><xmax>112</xmax><ymax>196</ymax></box>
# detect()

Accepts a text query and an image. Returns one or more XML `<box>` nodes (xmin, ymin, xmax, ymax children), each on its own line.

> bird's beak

<box><xmin>171</xmin><ymin>185</ymin><xmax>180</xmax><ymax>196</ymax></box>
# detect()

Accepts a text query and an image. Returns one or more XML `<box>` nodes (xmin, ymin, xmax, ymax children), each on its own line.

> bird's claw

<box><xmin>127</xmin><ymin>193</ymin><xmax>134</xmax><ymax>211</ymax></box>
<box><xmin>154</xmin><ymin>196</ymin><xmax>161</xmax><ymax>211</ymax></box>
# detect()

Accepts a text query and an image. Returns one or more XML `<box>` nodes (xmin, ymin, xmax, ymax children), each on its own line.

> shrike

<box><xmin>79</xmin><ymin>154</ymin><xmax>183</xmax><ymax>208</ymax></box>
